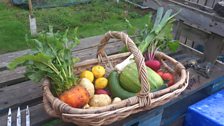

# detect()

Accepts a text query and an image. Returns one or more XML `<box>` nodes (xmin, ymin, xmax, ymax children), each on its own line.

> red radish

<box><xmin>162</xmin><ymin>72</ymin><xmax>175</xmax><ymax>86</ymax></box>
<box><xmin>95</xmin><ymin>89</ymin><xmax>109</xmax><ymax>95</ymax></box>
<box><xmin>145</xmin><ymin>60</ymin><xmax>161</xmax><ymax>71</ymax></box>
<box><xmin>145</xmin><ymin>43</ymin><xmax>161</xmax><ymax>71</ymax></box>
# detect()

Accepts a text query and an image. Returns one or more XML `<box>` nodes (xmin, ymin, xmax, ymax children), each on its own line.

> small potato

<box><xmin>112</xmin><ymin>97</ymin><xmax>122</xmax><ymax>104</ymax></box>
<box><xmin>83</xmin><ymin>104</ymin><xmax>90</xmax><ymax>109</ymax></box>
<box><xmin>89</xmin><ymin>94</ymin><xmax>112</xmax><ymax>107</ymax></box>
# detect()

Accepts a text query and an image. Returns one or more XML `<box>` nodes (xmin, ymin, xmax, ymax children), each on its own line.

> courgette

<box><xmin>108</xmin><ymin>71</ymin><xmax>135</xmax><ymax>99</ymax></box>
<box><xmin>119</xmin><ymin>63</ymin><xmax>164</xmax><ymax>93</ymax></box>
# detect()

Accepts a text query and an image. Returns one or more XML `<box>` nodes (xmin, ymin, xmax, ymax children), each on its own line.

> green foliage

<box><xmin>8</xmin><ymin>27</ymin><xmax>80</xmax><ymax>95</ymax></box>
<box><xmin>0</xmin><ymin>3</ymin><xmax>28</xmax><ymax>54</ymax></box>
<box><xmin>126</xmin><ymin>7</ymin><xmax>181</xmax><ymax>53</ymax></box>
<box><xmin>42</xmin><ymin>119</ymin><xmax>62</xmax><ymax>126</ymax></box>
<box><xmin>0</xmin><ymin>1</ymin><xmax>148</xmax><ymax>54</ymax></box>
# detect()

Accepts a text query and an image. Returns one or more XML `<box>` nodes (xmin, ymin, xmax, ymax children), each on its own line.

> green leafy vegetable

<box><xmin>126</xmin><ymin>7</ymin><xmax>181</xmax><ymax>53</ymax></box>
<box><xmin>8</xmin><ymin>26</ymin><xmax>80</xmax><ymax>95</ymax></box>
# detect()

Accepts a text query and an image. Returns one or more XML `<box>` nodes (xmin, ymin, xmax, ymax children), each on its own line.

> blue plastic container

<box><xmin>185</xmin><ymin>90</ymin><xmax>224</xmax><ymax>126</ymax></box>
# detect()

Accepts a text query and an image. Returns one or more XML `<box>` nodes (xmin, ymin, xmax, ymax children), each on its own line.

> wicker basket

<box><xmin>42</xmin><ymin>31</ymin><xmax>189</xmax><ymax>126</ymax></box>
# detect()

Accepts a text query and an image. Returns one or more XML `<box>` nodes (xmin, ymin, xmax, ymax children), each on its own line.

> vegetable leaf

<box><xmin>8</xmin><ymin>27</ymin><xmax>80</xmax><ymax>96</ymax></box>
<box><xmin>8</xmin><ymin>53</ymin><xmax>52</xmax><ymax>70</ymax></box>
<box><xmin>167</xmin><ymin>40</ymin><xmax>180</xmax><ymax>52</ymax></box>
<box><xmin>126</xmin><ymin>7</ymin><xmax>180</xmax><ymax>54</ymax></box>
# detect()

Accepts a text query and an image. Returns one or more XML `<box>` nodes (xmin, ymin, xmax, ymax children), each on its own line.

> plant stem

<box><xmin>49</xmin><ymin>62</ymin><xmax>64</xmax><ymax>81</ymax></box>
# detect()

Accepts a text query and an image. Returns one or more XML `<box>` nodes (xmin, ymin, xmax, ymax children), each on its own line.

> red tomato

<box><xmin>162</xmin><ymin>72</ymin><xmax>175</xmax><ymax>86</ymax></box>
<box><xmin>157</xmin><ymin>71</ymin><xmax>164</xmax><ymax>77</ymax></box>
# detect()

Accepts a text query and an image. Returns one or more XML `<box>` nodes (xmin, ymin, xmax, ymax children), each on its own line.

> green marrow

<box><xmin>119</xmin><ymin>63</ymin><xmax>164</xmax><ymax>93</ymax></box>
<box><xmin>108</xmin><ymin>71</ymin><xmax>135</xmax><ymax>99</ymax></box>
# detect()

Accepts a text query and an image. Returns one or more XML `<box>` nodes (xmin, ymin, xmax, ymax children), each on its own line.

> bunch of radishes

<box><xmin>145</xmin><ymin>43</ymin><xmax>175</xmax><ymax>87</ymax></box>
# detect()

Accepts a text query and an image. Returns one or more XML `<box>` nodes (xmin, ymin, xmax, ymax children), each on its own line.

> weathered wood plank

<box><xmin>0</xmin><ymin>103</ymin><xmax>52</xmax><ymax>126</ymax></box>
<box><xmin>0</xmin><ymin>100</ymin><xmax>163</xmax><ymax>126</ymax></box>
<box><xmin>173</xmin><ymin>21</ymin><xmax>183</xmax><ymax>40</ymax></box>
<box><xmin>144</xmin><ymin>0</ymin><xmax>224</xmax><ymax>37</ymax></box>
<box><xmin>0</xmin><ymin>34</ymin><xmax>123</xmax><ymax>70</ymax></box>
<box><xmin>213</xmin><ymin>0</ymin><xmax>221</xmax><ymax>7</ymax></box>
<box><xmin>0</xmin><ymin>50</ymin><xmax>29</xmax><ymax>71</ymax></box>
<box><xmin>182</xmin><ymin>0</ymin><xmax>214</xmax><ymax>13</ymax></box>
<box><xmin>111</xmin><ymin>107</ymin><xmax>163</xmax><ymax>126</ymax></box>
<box><xmin>0</xmin><ymin>67</ymin><xmax>27</xmax><ymax>88</ymax></box>
<box><xmin>197</xmin><ymin>0</ymin><xmax>206</xmax><ymax>5</ymax></box>
<box><xmin>205</xmin><ymin>0</ymin><xmax>215</xmax><ymax>8</ymax></box>
<box><xmin>203</xmin><ymin>34</ymin><xmax>224</xmax><ymax>63</ymax></box>
<box><xmin>161</xmin><ymin>87</ymin><xmax>209</xmax><ymax>126</ymax></box>
<box><xmin>179</xmin><ymin>22</ymin><xmax>209</xmax><ymax>44</ymax></box>
<box><xmin>190</xmin><ymin>0</ymin><xmax>198</xmax><ymax>3</ymax></box>
<box><xmin>0</xmin><ymin>81</ymin><xmax>42</xmax><ymax>115</ymax></box>
<box><xmin>72</xmin><ymin>40</ymin><xmax>124</xmax><ymax>61</ymax></box>
<box><xmin>172</xmin><ymin>3</ymin><xmax>224</xmax><ymax>36</ymax></box>
<box><xmin>168</xmin><ymin>115</ymin><xmax>185</xmax><ymax>126</ymax></box>
<box><xmin>185</xmin><ymin>38</ymin><xmax>194</xmax><ymax>48</ymax></box>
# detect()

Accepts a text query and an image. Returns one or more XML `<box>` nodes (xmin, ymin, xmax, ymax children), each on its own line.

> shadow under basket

<box><xmin>42</xmin><ymin>31</ymin><xmax>189</xmax><ymax>126</ymax></box>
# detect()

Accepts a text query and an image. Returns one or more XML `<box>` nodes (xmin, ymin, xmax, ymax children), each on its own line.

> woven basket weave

<box><xmin>42</xmin><ymin>31</ymin><xmax>189</xmax><ymax>126</ymax></box>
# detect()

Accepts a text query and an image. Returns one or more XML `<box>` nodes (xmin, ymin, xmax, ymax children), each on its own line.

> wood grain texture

<box><xmin>0</xmin><ymin>67</ymin><xmax>27</xmax><ymax>88</ymax></box>
<box><xmin>0</xmin><ymin>34</ymin><xmax>121</xmax><ymax>70</ymax></box>
<box><xmin>205</xmin><ymin>0</ymin><xmax>215</xmax><ymax>7</ymax></box>
<box><xmin>0</xmin><ymin>99</ymin><xmax>163</xmax><ymax>126</ymax></box>
<box><xmin>213</xmin><ymin>0</ymin><xmax>222</xmax><ymax>7</ymax></box>
<box><xmin>198</xmin><ymin>0</ymin><xmax>206</xmax><ymax>5</ymax></box>
<box><xmin>0</xmin><ymin>81</ymin><xmax>42</xmax><ymax>115</ymax></box>
<box><xmin>144</xmin><ymin>0</ymin><xmax>224</xmax><ymax>37</ymax></box>
<box><xmin>0</xmin><ymin>103</ymin><xmax>51</xmax><ymax>126</ymax></box>
<box><xmin>108</xmin><ymin>107</ymin><xmax>163</xmax><ymax>126</ymax></box>
<box><xmin>0</xmin><ymin>50</ymin><xmax>29</xmax><ymax>71</ymax></box>
<box><xmin>203</xmin><ymin>34</ymin><xmax>224</xmax><ymax>63</ymax></box>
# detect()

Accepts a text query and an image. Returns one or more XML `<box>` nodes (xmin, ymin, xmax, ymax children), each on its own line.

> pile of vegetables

<box><xmin>79</xmin><ymin>65</ymin><xmax>115</xmax><ymax>108</ymax></box>
<box><xmin>7</xmin><ymin>7</ymin><xmax>180</xmax><ymax>109</ymax></box>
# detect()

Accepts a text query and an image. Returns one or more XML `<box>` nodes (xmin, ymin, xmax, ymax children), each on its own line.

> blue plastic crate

<box><xmin>185</xmin><ymin>90</ymin><xmax>224</xmax><ymax>126</ymax></box>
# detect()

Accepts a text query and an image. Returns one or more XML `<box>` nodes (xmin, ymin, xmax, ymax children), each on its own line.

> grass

<box><xmin>0</xmin><ymin>0</ymin><xmax>149</xmax><ymax>54</ymax></box>
<box><xmin>0</xmin><ymin>3</ymin><xmax>28</xmax><ymax>54</ymax></box>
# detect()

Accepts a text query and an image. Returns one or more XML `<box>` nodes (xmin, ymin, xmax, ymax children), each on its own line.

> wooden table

<box><xmin>0</xmin><ymin>35</ymin><xmax>224</xmax><ymax>126</ymax></box>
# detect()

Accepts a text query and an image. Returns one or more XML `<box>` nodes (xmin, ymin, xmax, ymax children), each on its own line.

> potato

<box><xmin>89</xmin><ymin>94</ymin><xmax>112</xmax><ymax>107</ymax></box>
<box><xmin>83</xmin><ymin>104</ymin><xmax>90</xmax><ymax>109</ymax></box>
<box><xmin>79</xmin><ymin>78</ymin><xmax>95</xmax><ymax>98</ymax></box>
<box><xmin>112</xmin><ymin>97</ymin><xmax>122</xmax><ymax>104</ymax></box>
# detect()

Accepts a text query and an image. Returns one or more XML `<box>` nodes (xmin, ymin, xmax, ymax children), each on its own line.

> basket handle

<box><xmin>97</xmin><ymin>31</ymin><xmax>151</xmax><ymax>106</ymax></box>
